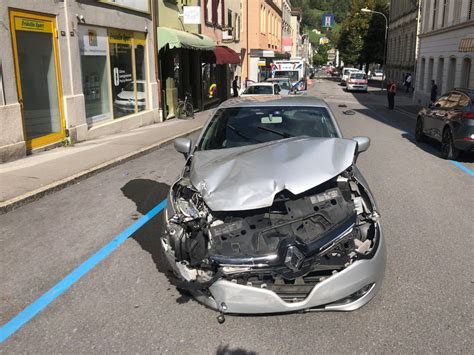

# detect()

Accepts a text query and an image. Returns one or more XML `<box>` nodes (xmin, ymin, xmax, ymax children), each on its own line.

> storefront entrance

<box><xmin>9</xmin><ymin>10</ymin><xmax>66</xmax><ymax>150</ymax></box>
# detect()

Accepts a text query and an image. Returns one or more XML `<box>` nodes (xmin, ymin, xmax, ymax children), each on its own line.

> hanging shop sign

<box><xmin>78</xmin><ymin>26</ymin><xmax>108</xmax><ymax>56</ymax></box>
<box><xmin>97</xmin><ymin>0</ymin><xmax>150</xmax><ymax>14</ymax></box>
<box><xmin>183</xmin><ymin>6</ymin><xmax>201</xmax><ymax>25</ymax></box>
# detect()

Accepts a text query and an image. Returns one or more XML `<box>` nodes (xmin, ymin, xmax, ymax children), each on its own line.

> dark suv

<box><xmin>416</xmin><ymin>88</ymin><xmax>474</xmax><ymax>159</ymax></box>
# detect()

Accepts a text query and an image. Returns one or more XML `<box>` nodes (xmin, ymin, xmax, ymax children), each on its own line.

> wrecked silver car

<box><xmin>162</xmin><ymin>96</ymin><xmax>385</xmax><ymax>320</ymax></box>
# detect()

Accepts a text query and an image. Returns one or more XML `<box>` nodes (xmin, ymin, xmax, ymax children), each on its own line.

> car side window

<box><xmin>274</xmin><ymin>84</ymin><xmax>280</xmax><ymax>95</ymax></box>
<box><xmin>457</xmin><ymin>93</ymin><xmax>471</xmax><ymax>108</ymax></box>
<box><xmin>445</xmin><ymin>93</ymin><xmax>462</xmax><ymax>108</ymax></box>
<box><xmin>434</xmin><ymin>95</ymin><xmax>450</xmax><ymax>108</ymax></box>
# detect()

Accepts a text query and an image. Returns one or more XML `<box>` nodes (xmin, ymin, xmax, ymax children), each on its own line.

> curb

<box><xmin>0</xmin><ymin>125</ymin><xmax>204</xmax><ymax>215</ymax></box>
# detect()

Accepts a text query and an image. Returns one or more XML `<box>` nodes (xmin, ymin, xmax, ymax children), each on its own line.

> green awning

<box><xmin>157</xmin><ymin>27</ymin><xmax>215</xmax><ymax>51</ymax></box>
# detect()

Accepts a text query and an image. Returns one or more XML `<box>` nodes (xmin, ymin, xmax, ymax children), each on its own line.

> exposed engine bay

<box><xmin>162</xmin><ymin>165</ymin><xmax>380</xmax><ymax>307</ymax></box>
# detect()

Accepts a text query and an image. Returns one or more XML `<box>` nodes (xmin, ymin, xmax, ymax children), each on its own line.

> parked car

<box><xmin>162</xmin><ymin>96</ymin><xmax>386</xmax><ymax>318</ymax></box>
<box><xmin>415</xmin><ymin>88</ymin><xmax>474</xmax><ymax>159</ymax></box>
<box><xmin>346</xmin><ymin>72</ymin><xmax>368</xmax><ymax>92</ymax></box>
<box><xmin>264</xmin><ymin>77</ymin><xmax>293</xmax><ymax>95</ymax></box>
<box><xmin>368</xmin><ymin>70</ymin><xmax>384</xmax><ymax>80</ymax></box>
<box><xmin>113</xmin><ymin>81</ymin><xmax>146</xmax><ymax>113</ymax></box>
<box><xmin>341</xmin><ymin>68</ymin><xmax>359</xmax><ymax>85</ymax></box>
<box><xmin>241</xmin><ymin>82</ymin><xmax>282</xmax><ymax>96</ymax></box>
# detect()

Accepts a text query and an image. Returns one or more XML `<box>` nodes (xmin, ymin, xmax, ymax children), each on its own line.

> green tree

<box><xmin>360</xmin><ymin>0</ymin><xmax>389</xmax><ymax>67</ymax></box>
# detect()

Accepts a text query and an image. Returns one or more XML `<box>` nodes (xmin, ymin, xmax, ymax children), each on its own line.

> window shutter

<box><xmin>212</xmin><ymin>0</ymin><xmax>218</xmax><ymax>24</ymax></box>
<box><xmin>221</xmin><ymin>0</ymin><xmax>225</xmax><ymax>27</ymax></box>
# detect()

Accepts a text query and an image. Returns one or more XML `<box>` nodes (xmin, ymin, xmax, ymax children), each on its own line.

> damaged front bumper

<box><xmin>162</xmin><ymin>221</ymin><xmax>385</xmax><ymax>314</ymax></box>
<box><xmin>209</xmin><ymin>223</ymin><xmax>385</xmax><ymax>314</ymax></box>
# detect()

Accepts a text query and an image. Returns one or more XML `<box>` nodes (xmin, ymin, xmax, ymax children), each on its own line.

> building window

<box><xmin>461</xmin><ymin>57</ymin><xmax>472</xmax><ymax>88</ymax></box>
<box><xmin>436</xmin><ymin>57</ymin><xmax>444</xmax><ymax>93</ymax></box>
<box><xmin>205</xmin><ymin>0</ymin><xmax>212</xmax><ymax>24</ymax></box>
<box><xmin>432</xmin><ymin>0</ymin><xmax>438</xmax><ymax>30</ymax></box>
<box><xmin>447</xmin><ymin>57</ymin><xmax>456</xmax><ymax>91</ymax></box>
<box><xmin>78</xmin><ymin>26</ymin><xmax>111</xmax><ymax>124</ymax></box>
<box><xmin>469</xmin><ymin>0</ymin><xmax>474</xmax><ymax>20</ymax></box>
<box><xmin>427</xmin><ymin>58</ymin><xmax>434</xmax><ymax>91</ymax></box>
<box><xmin>108</xmin><ymin>29</ymin><xmax>147</xmax><ymax>119</ymax></box>
<box><xmin>441</xmin><ymin>0</ymin><xmax>448</xmax><ymax>27</ymax></box>
<box><xmin>420</xmin><ymin>57</ymin><xmax>426</xmax><ymax>91</ymax></box>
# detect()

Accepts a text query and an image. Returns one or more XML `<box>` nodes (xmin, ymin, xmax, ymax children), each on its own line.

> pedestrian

<box><xmin>232</xmin><ymin>76</ymin><xmax>240</xmax><ymax>97</ymax></box>
<box><xmin>387</xmin><ymin>80</ymin><xmax>397</xmax><ymax>110</ymax></box>
<box><xmin>405</xmin><ymin>73</ymin><xmax>412</xmax><ymax>93</ymax></box>
<box><xmin>430</xmin><ymin>80</ymin><xmax>438</xmax><ymax>103</ymax></box>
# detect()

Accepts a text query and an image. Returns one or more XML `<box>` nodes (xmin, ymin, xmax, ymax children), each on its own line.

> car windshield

<box><xmin>122</xmin><ymin>82</ymin><xmax>144</xmax><ymax>92</ymax></box>
<box><xmin>274</xmin><ymin>71</ymin><xmax>299</xmax><ymax>81</ymax></box>
<box><xmin>274</xmin><ymin>80</ymin><xmax>291</xmax><ymax>90</ymax></box>
<box><xmin>243</xmin><ymin>85</ymin><xmax>273</xmax><ymax>95</ymax></box>
<box><xmin>197</xmin><ymin>106</ymin><xmax>339</xmax><ymax>151</ymax></box>
<box><xmin>351</xmin><ymin>73</ymin><xmax>367</xmax><ymax>79</ymax></box>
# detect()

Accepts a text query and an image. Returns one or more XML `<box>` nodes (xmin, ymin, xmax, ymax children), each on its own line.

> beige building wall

<box><xmin>241</xmin><ymin>0</ymin><xmax>282</xmax><ymax>81</ymax></box>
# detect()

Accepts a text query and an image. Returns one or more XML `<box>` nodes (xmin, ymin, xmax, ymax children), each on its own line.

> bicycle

<box><xmin>176</xmin><ymin>92</ymin><xmax>194</xmax><ymax>119</ymax></box>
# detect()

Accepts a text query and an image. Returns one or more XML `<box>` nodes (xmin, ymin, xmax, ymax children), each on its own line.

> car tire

<box><xmin>441</xmin><ymin>128</ymin><xmax>460</xmax><ymax>160</ymax></box>
<box><xmin>415</xmin><ymin>117</ymin><xmax>427</xmax><ymax>142</ymax></box>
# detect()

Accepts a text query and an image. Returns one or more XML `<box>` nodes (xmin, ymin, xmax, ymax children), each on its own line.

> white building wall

<box><xmin>414</xmin><ymin>0</ymin><xmax>473</xmax><ymax>106</ymax></box>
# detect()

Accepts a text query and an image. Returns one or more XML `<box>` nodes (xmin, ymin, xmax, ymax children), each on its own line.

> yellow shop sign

<box><xmin>15</xmin><ymin>17</ymin><xmax>52</xmax><ymax>33</ymax></box>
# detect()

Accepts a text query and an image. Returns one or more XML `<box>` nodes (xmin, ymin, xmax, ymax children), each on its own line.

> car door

<box><xmin>431</xmin><ymin>92</ymin><xmax>462</xmax><ymax>140</ymax></box>
<box><xmin>424</xmin><ymin>94</ymin><xmax>450</xmax><ymax>140</ymax></box>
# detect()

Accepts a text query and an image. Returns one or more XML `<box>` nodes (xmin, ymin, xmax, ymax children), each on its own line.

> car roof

<box><xmin>247</xmin><ymin>82</ymin><xmax>275</xmax><ymax>87</ymax></box>
<box><xmin>452</xmin><ymin>88</ymin><xmax>474</xmax><ymax>98</ymax></box>
<box><xmin>217</xmin><ymin>95</ymin><xmax>329</xmax><ymax>109</ymax></box>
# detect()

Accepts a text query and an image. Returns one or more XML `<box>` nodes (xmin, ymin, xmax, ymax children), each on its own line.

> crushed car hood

<box><xmin>190</xmin><ymin>137</ymin><xmax>357</xmax><ymax>211</ymax></box>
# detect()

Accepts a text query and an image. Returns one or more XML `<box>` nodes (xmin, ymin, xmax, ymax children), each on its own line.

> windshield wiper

<box><xmin>256</xmin><ymin>126</ymin><xmax>293</xmax><ymax>138</ymax></box>
<box><xmin>227</xmin><ymin>124</ymin><xmax>262</xmax><ymax>143</ymax></box>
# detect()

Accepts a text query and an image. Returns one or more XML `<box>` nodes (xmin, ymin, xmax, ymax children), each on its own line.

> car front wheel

<box><xmin>441</xmin><ymin>128</ymin><xmax>459</xmax><ymax>160</ymax></box>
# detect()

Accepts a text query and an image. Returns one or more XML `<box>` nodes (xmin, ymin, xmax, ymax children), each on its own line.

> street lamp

<box><xmin>361</xmin><ymin>7</ymin><xmax>388</xmax><ymax>91</ymax></box>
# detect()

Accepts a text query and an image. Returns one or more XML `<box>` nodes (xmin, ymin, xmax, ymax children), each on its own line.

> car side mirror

<box><xmin>174</xmin><ymin>137</ymin><xmax>192</xmax><ymax>158</ymax></box>
<box><xmin>352</xmin><ymin>136</ymin><xmax>370</xmax><ymax>154</ymax></box>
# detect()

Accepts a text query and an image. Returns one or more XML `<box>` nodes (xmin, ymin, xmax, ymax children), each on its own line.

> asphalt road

<box><xmin>1</xmin><ymin>78</ymin><xmax>473</xmax><ymax>353</ymax></box>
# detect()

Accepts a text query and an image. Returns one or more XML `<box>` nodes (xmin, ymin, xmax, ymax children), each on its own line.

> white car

<box><xmin>241</xmin><ymin>83</ymin><xmax>282</xmax><ymax>97</ymax></box>
<box><xmin>346</xmin><ymin>72</ymin><xmax>368</xmax><ymax>92</ymax></box>
<box><xmin>113</xmin><ymin>81</ymin><xmax>146</xmax><ymax>113</ymax></box>
<box><xmin>341</xmin><ymin>68</ymin><xmax>359</xmax><ymax>85</ymax></box>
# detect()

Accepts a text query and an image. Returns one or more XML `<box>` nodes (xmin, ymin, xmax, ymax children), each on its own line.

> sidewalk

<box><xmin>0</xmin><ymin>110</ymin><xmax>211</xmax><ymax>213</ymax></box>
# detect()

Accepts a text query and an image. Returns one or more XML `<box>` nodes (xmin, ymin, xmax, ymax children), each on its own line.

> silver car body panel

<box><xmin>208</xmin><ymin>223</ymin><xmax>385</xmax><ymax>314</ymax></box>
<box><xmin>190</xmin><ymin>137</ymin><xmax>357</xmax><ymax>211</ymax></box>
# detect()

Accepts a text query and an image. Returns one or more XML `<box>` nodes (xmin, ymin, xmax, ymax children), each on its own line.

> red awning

<box><xmin>214</xmin><ymin>46</ymin><xmax>240</xmax><ymax>65</ymax></box>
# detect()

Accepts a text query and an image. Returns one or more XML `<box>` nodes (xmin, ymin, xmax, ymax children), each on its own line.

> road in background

<box><xmin>1</xmin><ymin>79</ymin><xmax>472</xmax><ymax>353</ymax></box>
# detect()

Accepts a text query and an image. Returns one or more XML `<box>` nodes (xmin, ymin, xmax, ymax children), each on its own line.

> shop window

<box><xmin>447</xmin><ymin>57</ymin><xmax>456</xmax><ymax>91</ymax></box>
<box><xmin>461</xmin><ymin>57</ymin><xmax>471</xmax><ymax>88</ymax></box>
<box><xmin>108</xmin><ymin>29</ymin><xmax>147</xmax><ymax>119</ymax></box>
<box><xmin>79</xmin><ymin>26</ymin><xmax>111</xmax><ymax>124</ymax></box>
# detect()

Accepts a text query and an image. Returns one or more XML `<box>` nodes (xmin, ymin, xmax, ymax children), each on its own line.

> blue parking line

<box><xmin>0</xmin><ymin>199</ymin><xmax>167</xmax><ymax>344</ymax></box>
<box><xmin>449</xmin><ymin>160</ymin><xmax>474</xmax><ymax>177</ymax></box>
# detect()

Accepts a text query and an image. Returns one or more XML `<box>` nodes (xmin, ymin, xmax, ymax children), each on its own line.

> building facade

<box><xmin>414</xmin><ymin>0</ymin><xmax>474</xmax><ymax>105</ymax></box>
<box><xmin>386</xmin><ymin>0</ymin><xmax>420</xmax><ymax>86</ymax></box>
<box><xmin>276</xmin><ymin>0</ymin><xmax>293</xmax><ymax>55</ymax></box>
<box><xmin>0</xmin><ymin>0</ymin><xmax>160</xmax><ymax>162</ymax></box>
<box><xmin>291</xmin><ymin>9</ymin><xmax>302</xmax><ymax>59</ymax></box>
<box><xmin>157</xmin><ymin>0</ymin><xmax>214</xmax><ymax>118</ymax></box>
<box><xmin>241</xmin><ymin>0</ymin><xmax>285</xmax><ymax>84</ymax></box>
<box><xmin>201</xmin><ymin>0</ymin><xmax>241</xmax><ymax>102</ymax></box>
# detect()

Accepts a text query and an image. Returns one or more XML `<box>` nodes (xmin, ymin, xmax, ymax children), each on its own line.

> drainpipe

<box><xmin>246</xmin><ymin>0</ymin><xmax>249</xmax><ymax>86</ymax></box>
